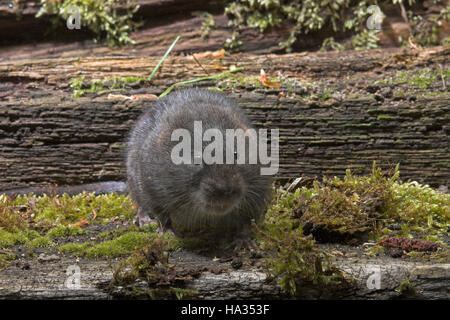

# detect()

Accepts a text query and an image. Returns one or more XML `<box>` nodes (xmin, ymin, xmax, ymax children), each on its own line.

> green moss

<box><xmin>386</xmin><ymin>69</ymin><xmax>450</xmax><ymax>90</ymax></box>
<box><xmin>170</xmin><ymin>287</ymin><xmax>199</xmax><ymax>300</ymax></box>
<box><xmin>70</xmin><ymin>75</ymin><xmax>147</xmax><ymax>97</ymax></box>
<box><xmin>258</xmin><ymin>188</ymin><xmax>345</xmax><ymax>296</ymax></box>
<box><xmin>224</xmin><ymin>31</ymin><xmax>243</xmax><ymax>51</ymax></box>
<box><xmin>109</xmin><ymin>237</ymin><xmax>189</xmax><ymax>299</ymax></box>
<box><xmin>0</xmin><ymin>229</ymin><xmax>28</xmax><ymax>247</ymax></box>
<box><xmin>388</xmin><ymin>181</ymin><xmax>449</xmax><ymax>239</ymax></box>
<box><xmin>365</xmin><ymin>244</ymin><xmax>385</xmax><ymax>256</ymax></box>
<box><xmin>260</xmin><ymin>162</ymin><xmax>449</xmax><ymax>295</ymax></box>
<box><xmin>47</xmin><ymin>225</ymin><xmax>86</xmax><ymax>238</ymax></box>
<box><xmin>97</xmin><ymin>224</ymin><xmax>157</xmax><ymax>241</ymax></box>
<box><xmin>195</xmin><ymin>12</ymin><xmax>215</xmax><ymax>39</ymax></box>
<box><xmin>24</xmin><ymin>230</ymin><xmax>41</xmax><ymax>241</ymax></box>
<box><xmin>11</xmin><ymin>192</ymin><xmax>136</xmax><ymax>226</ymax></box>
<box><xmin>58</xmin><ymin>242</ymin><xmax>94</xmax><ymax>255</ymax></box>
<box><xmin>86</xmin><ymin>231</ymin><xmax>178</xmax><ymax>258</ymax></box>
<box><xmin>27</xmin><ymin>236</ymin><xmax>55</xmax><ymax>249</ymax></box>
<box><xmin>215</xmin><ymin>75</ymin><xmax>262</xmax><ymax>91</ymax></box>
<box><xmin>396</xmin><ymin>278</ymin><xmax>416</xmax><ymax>295</ymax></box>
<box><xmin>320</xmin><ymin>37</ymin><xmax>345</xmax><ymax>52</ymax></box>
<box><xmin>0</xmin><ymin>250</ymin><xmax>16</xmax><ymax>269</ymax></box>
<box><xmin>36</xmin><ymin>0</ymin><xmax>140</xmax><ymax>47</ymax></box>
<box><xmin>377</xmin><ymin>115</ymin><xmax>397</xmax><ymax>121</ymax></box>
<box><xmin>321</xmin><ymin>93</ymin><xmax>332</xmax><ymax>100</ymax></box>
<box><xmin>352</xmin><ymin>29</ymin><xmax>380</xmax><ymax>50</ymax></box>
<box><xmin>425</xmin><ymin>91</ymin><xmax>446</xmax><ymax>97</ymax></box>
<box><xmin>222</xmin><ymin>1</ymin><xmax>449</xmax><ymax>52</ymax></box>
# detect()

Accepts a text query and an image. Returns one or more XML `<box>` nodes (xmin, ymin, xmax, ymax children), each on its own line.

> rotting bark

<box><xmin>0</xmin><ymin>249</ymin><xmax>448</xmax><ymax>299</ymax></box>
<box><xmin>0</xmin><ymin>47</ymin><xmax>449</xmax><ymax>191</ymax></box>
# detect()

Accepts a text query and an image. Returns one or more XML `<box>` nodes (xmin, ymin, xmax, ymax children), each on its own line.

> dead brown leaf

<box><xmin>260</xmin><ymin>69</ymin><xmax>281</xmax><ymax>88</ymax></box>
<box><xmin>72</xmin><ymin>219</ymin><xmax>89</xmax><ymax>227</ymax></box>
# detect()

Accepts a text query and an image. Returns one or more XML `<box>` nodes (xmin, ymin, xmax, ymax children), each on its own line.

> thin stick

<box><xmin>439</xmin><ymin>65</ymin><xmax>447</xmax><ymax>90</ymax></box>
<box><xmin>192</xmin><ymin>53</ymin><xmax>210</xmax><ymax>76</ymax></box>
<box><xmin>148</xmin><ymin>35</ymin><xmax>181</xmax><ymax>81</ymax></box>
<box><xmin>158</xmin><ymin>67</ymin><xmax>244</xmax><ymax>98</ymax></box>
<box><xmin>398</xmin><ymin>1</ymin><xmax>411</xmax><ymax>33</ymax></box>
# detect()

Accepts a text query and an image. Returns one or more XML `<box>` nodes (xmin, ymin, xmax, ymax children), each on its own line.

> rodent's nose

<box><xmin>200</xmin><ymin>165</ymin><xmax>244</xmax><ymax>201</ymax></box>
<box><xmin>209</xmin><ymin>183</ymin><xmax>240</xmax><ymax>197</ymax></box>
<box><xmin>201</xmin><ymin>179</ymin><xmax>242</xmax><ymax>200</ymax></box>
<box><xmin>216</xmin><ymin>185</ymin><xmax>241</xmax><ymax>197</ymax></box>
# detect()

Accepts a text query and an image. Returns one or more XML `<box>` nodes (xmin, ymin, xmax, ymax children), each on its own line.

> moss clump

<box><xmin>352</xmin><ymin>29</ymin><xmax>380</xmax><ymax>50</ymax></box>
<box><xmin>222</xmin><ymin>0</ymin><xmax>449</xmax><ymax>52</ymax></box>
<box><xmin>0</xmin><ymin>250</ymin><xmax>16</xmax><ymax>269</ymax></box>
<box><xmin>396</xmin><ymin>278</ymin><xmax>417</xmax><ymax>296</ymax></box>
<box><xmin>388</xmin><ymin>181</ymin><xmax>449</xmax><ymax>240</ymax></box>
<box><xmin>264</xmin><ymin>162</ymin><xmax>449</xmax><ymax>268</ymax></box>
<box><xmin>0</xmin><ymin>229</ymin><xmax>29</xmax><ymax>248</ymax></box>
<box><xmin>7</xmin><ymin>192</ymin><xmax>135</xmax><ymax>227</ymax></box>
<box><xmin>320</xmin><ymin>37</ymin><xmax>345</xmax><ymax>52</ymax></box>
<box><xmin>257</xmin><ymin>189</ymin><xmax>346</xmax><ymax>296</ymax></box>
<box><xmin>0</xmin><ymin>191</ymin><xmax>140</xmax><ymax>254</ymax></box>
<box><xmin>47</xmin><ymin>225</ymin><xmax>86</xmax><ymax>238</ymax></box>
<box><xmin>97</xmin><ymin>224</ymin><xmax>157</xmax><ymax>241</ymax></box>
<box><xmin>365</xmin><ymin>244</ymin><xmax>385</xmax><ymax>256</ymax></box>
<box><xmin>57</xmin><ymin>224</ymin><xmax>173</xmax><ymax>258</ymax></box>
<box><xmin>0</xmin><ymin>226</ymin><xmax>42</xmax><ymax>248</ymax></box>
<box><xmin>110</xmin><ymin>237</ymin><xmax>197</xmax><ymax>299</ymax></box>
<box><xmin>386</xmin><ymin>69</ymin><xmax>450</xmax><ymax>90</ymax></box>
<box><xmin>70</xmin><ymin>77</ymin><xmax>106</xmax><ymax>98</ymax></box>
<box><xmin>259</xmin><ymin>162</ymin><xmax>449</xmax><ymax>295</ymax></box>
<box><xmin>281</xmin><ymin>162</ymin><xmax>448</xmax><ymax>244</ymax></box>
<box><xmin>213</xmin><ymin>73</ymin><xmax>304</xmax><ymax>93</ymax></box>
<box><xmin>36</xmin><ymin>0</ymin><xmax>140</xmax><ymax>47</ymax></box>
<box><xmin>0</xmin><ymin>194</ymin><xmax>31</xmax><ymax>232</ymax></box>
<box><xmin>298</xmin><ymin>163</ymin><xmax>399</xmax><ymax>243</ymax></box>
<box><xmin>58</xmin><ymin>242</ymin><xmax>94</xmax><ymax>255</ymax></box>
<box><xmin>86</xmin><ymin>232</ymin><xmax>177</xmax><ymax>258</ymax></box>
<box><xmin>27</xmin><ymin>236</ymin><xmax>55</xmax><ymax>249</ymax></box>
<box><xmin>377</xmin><ymin>115</ymin><xmax>397</xmax><ymax>121</ymax></box>
<box><xmin>70</xmin><ymin>76</ymin><xmax>147</xmax><ymax>97</ymax></box>
<box><xmin>196</xmin><ymin>12</ymin><xmax>215</xmax><ymax>39</ymax></box>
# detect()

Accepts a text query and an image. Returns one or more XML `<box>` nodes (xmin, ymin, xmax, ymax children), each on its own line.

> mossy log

<box><xmin>0</xmin><ymin>249</ymin><xmax>448</xmax><ymax>299</ymax></box>
<box><xmin>3</xmin><ymin>0</ymin><xmax>444</xmax><ymax>61</ymax></box>
<box><xmin>0</xmin><ymin>47</ymin><xmax>449</xmax><ymax>192</ymax></box>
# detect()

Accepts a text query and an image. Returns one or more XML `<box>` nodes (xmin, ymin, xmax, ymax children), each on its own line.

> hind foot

<box><xmin>228</xmin><ymin>237</ymin><xmax>258</xmax><ymax>252</ymax></box>
<box><xmin>226</xmin><ymin>228</ymin><xmax>258</xmax><ymax>252</ymax></box>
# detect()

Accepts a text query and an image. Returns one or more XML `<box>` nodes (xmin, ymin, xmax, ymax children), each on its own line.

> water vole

<box><xmin>126</xmin><ymin>88</ymin><xmax>272</xmax><ymax>245</ymax></box>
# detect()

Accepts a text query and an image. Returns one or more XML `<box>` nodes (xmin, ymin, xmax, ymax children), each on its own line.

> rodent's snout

<box><xmin>196</xmin><ymin>165</ymin><xmax>245</xmax><ymax>216</ymax></box>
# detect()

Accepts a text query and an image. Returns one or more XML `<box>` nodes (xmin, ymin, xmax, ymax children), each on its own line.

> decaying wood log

<box><xmin>0</xmin><ymin>47</ymin><xmax>449</xmax><ymax>192</ymax></box>
<box><xmin>3</xmin><ymin>0</ymin><xmax>447</xmax><ymax>62</ymax></box>
<box><xmin>0</xmin><ymin>249</ymin><xmax>448</xmax><ymax>299</ymax></box>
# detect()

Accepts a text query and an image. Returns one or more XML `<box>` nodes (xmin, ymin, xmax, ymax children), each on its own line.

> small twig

<box><xmin>158</xmin><ymin>67</ymin><xmax>244</xmax><ymax>98</ymax></box>
<box><xmin>438</xmin><ymin>64</ymin><xmax>447</xmax><ymax>90</ymax></box>
<box><xmin>398</xmin><ymin>0</ymin><xmax>412</xmax><ymax>33</ymax></box>
<box><xmin>148</xmin><ymin>35</ymin><xmax>181</xmax><ymax>81</ymax></box>
<box><xmin>191</xmin><ymin>53</ymin><xmax>210</xmax><ymax>76</ymax></box>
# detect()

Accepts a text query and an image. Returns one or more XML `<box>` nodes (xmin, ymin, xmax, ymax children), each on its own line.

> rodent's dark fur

<box><xmin>126</xmin><ymin>88</ymin><xmax>272</xmax><ymax>241</ymax></box>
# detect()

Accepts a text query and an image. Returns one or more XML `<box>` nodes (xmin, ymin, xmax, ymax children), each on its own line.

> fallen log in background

<box><xmin>1</xmin><ymin>0</ymin><xmax>445</xmax><ymax>61</ymax></box>
<box><xmin>0</xmin><ymin>47</ymin><xmax>449</xmax><ymax>191</ymax></box>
